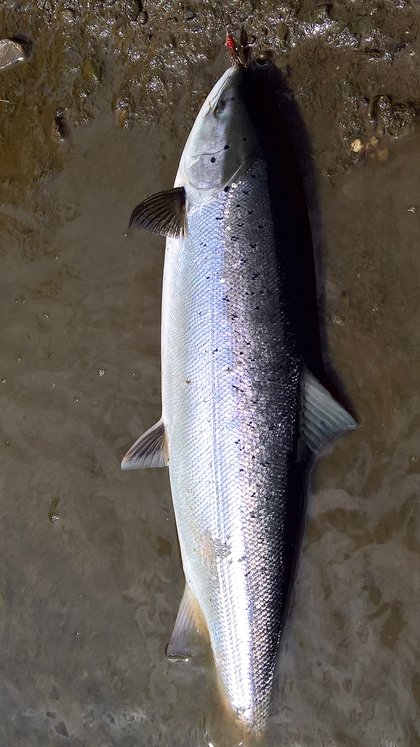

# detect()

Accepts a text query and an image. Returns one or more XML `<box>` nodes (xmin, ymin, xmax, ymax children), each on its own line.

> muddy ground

<box><xmin>0</xmin><ymin>1</ymin><xmax>419</xmax><ymax>745</ymax></box>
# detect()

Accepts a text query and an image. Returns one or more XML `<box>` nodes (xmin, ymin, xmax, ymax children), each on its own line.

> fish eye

<box><xmin>255</xmin><ymin>56</ymin><xmax>269</xmax><ymax>67</ymax></box>
<box><xmin>214</xmin><ymin>98</ymin><xmax>226</xmax><ymax>116</ymax></box>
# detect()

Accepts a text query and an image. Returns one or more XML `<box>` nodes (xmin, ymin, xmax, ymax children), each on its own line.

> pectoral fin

<box><xmin>302</xmin><ymin>371</ymin><xmax>357</xmax><ymax>454</ymax></box>
<box><xmin>121</xmin><ymin>419</ymin><xmax>168</xmax><ymax>470</ymax></box>
<box><xmin>128</xmin><ymin>187</ymin><xmax>186</xmax><ymax>238</ymax></box>
<box><xmin>166</xmin><ymin>585</ymin><xmax>203</xmax><ymax>661</ymax></box>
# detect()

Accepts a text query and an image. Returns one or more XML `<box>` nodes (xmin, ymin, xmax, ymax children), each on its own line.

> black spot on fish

<box><xmin>224</xmin><ymin>186</ymin><xmax>230</xmax><ymax>192</ymax></box>
<box><xmin>243</xmin><ymin>137</ymin><xmax>247</xmax><ymax>141</ymax></box>
<box><xmin>250</xmin><ymin>243</ymin><xmax>257</xmax><ymax>249</ymax></box>
<box><xmin>210</xmin><ymin>156</ymin><xmax>216</xmax><ymax>163</ymax></box>
<box><xmin>224</xmin><ymin>144</ymin><xmax>230</xmax><ymax>150</ymax></box>
<box><xmin>248</xmin><ymin>210</ymin><xmax>253</xmax><ymax>214</ymax></box>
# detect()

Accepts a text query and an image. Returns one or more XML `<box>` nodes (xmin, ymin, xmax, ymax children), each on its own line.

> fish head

<box><xmin>179</xmin><ymin>65</ymin><xmax>260</xmax><ymax>194</ymax></box>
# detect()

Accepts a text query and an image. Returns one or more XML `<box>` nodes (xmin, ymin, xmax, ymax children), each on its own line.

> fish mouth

<box><xmin>190</xmin><ymin>147</ymin><xmax>226</xmax><ymax>160</ymax></box>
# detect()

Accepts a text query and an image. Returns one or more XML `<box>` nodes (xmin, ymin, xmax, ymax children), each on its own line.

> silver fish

<box><xmin>122</xmin><ymin>43</ymin><xmax>356</xmax><ymax>736</ymax></box>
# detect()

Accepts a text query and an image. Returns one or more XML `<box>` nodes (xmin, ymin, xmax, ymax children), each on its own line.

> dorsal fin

<box><xmin>302</xmin><ymin>370</ymin><xmax>357</xmax><ymax>454</ymax></box>
<box><xmin>121</xmin><ymin>420</ymin><xmax>168</xmax><ymax>470</ymax></box>
<box><xmin>128</xmin><ymin>187</ymin><xmax>186</xmax><ymax>238</ymax></box>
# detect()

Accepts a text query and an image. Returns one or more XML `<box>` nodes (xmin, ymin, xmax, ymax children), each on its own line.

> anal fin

<box><xmin>166</xmin><ymin>585</ymin><xmax>203</xmax><ymax>662</ymax></box>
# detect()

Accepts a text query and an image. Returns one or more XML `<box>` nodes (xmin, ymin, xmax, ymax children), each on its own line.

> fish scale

<box><xmin>162</xmin><ymin>158</ymin><xmax>302</xmax><ymax>731</ymax></box>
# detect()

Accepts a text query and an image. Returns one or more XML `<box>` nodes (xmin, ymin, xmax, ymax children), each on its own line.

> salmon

<box><xmin>122</xmin><ymin>37</ymin><xmax>356</xmax><ymax>736</ymax></box>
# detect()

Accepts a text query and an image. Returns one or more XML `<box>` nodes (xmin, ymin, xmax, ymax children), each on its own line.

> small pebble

<box><xmin>97</xmin><ymin>368</ymin><xmax>105</xmax><ymax>377</ymax></box>
<box><xmin>350</xmin><ymin>138</ymin><xmax>363</xmax><ymax>154</ymax></box>
<box><xmin>407</xmin><ymin>206</ymin><xmax>416</xmax><ymax>214</ymax></box>
<box><xmin>184</xmin><ymin>7</ymin><xmax>195</xmax><ymax>20</ymax></box>
<box><xmin>48</xmin><ymin>496</ymin><xmax>60</xmax><ymax>523</ymax></box>
<box><xmin>138</xmin><ymin>10</ymin><xmax>148</xmax><ymax>24</ymax></box>
<box><xmin>116</xmin><ymin>106</ymin><xmax>129</xmax><ymax>128</ymax></box>
<box><xmin>0</xmin><ymin>39</ymin><xmax>25</xmax><ymax>71</ymax></box>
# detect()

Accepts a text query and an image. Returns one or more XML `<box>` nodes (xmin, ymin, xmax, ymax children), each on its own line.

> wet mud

<box><xmin>0</xmin><ymin>1</ymin><xmax>419</xmax><ymax>745</ymax></box>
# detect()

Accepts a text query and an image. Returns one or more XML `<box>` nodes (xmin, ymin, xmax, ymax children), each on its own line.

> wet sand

<box><xmin>0</xmin><ymin>2</ymin><xmax>419</xmax><ymax>745</ymax></box>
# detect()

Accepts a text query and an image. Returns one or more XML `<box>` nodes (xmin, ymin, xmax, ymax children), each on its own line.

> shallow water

<box><xmin>0</xmin><ymin>1</ymin><xmax>419</xmax><ymax>745</ymax></box>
